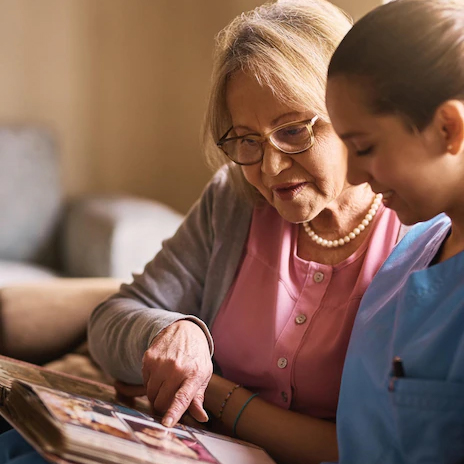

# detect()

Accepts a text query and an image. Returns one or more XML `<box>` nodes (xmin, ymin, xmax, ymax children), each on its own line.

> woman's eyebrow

<box><xmin>271</xmin><ymin>111</ymin><xmax>306</xmax><ymax>126</ymax></box>
<box><xmin>234</xmin><ymin>111</ymin><xmax>308</xmax><ymax>133</ymax></box>
<box><xmin>233</xmin><ymin>125</ymin><xmax>256</xmax><ymax>133</ymax></box>
<box><xmin>339</xmin><ymin>130</ymin><xmax>369</xmax><ymax>141</ymax></box>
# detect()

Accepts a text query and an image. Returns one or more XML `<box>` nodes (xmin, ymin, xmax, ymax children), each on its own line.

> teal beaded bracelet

<box><xmin>232</xmin><ymin>392</ymin><xmax>259</xmax><ymax>437</ymax></box>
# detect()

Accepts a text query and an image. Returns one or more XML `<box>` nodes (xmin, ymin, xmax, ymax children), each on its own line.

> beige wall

<box><xmin>332</xmin><ymin>0</ymin><xmax>380</xmax><ymax>19</ymax></box>
<box><xmin>0</xmin><ymin>0</ymin><xmax>379</xmax><ymax>214</ymax></box>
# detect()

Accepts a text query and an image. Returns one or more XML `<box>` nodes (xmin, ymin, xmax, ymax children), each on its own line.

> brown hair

<box><xmin>203</xmin><ymin>0</ymin><xmax>352</xmax><ymax>202</ymax></box>
<box><xmin>328</xmin><ymin>0</ymin><xmax>464</xmax><ymax>131</ymax></box>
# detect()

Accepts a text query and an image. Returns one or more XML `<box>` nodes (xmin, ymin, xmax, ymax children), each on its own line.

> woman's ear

<box><xmin>434</xmin><ymin>100</ymin><xmax>464</xmax><ymax>154</ymax></box>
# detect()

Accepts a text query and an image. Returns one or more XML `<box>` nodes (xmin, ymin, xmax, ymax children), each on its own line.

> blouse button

<box><xmin>295</xmin><ymin>314</ymin><xmax>307</xmax><ymax>325</ymax></box>
<box><xmin>281</xmin><ymin>391</ymin><xmax>288</xmax><ymax>403</ymax></box>
<box><xmin>313</xmin><ymin>271</ymin><xmax>325</xmax><ymax>283</ymax></box>
<box><xmin>277</xmin><ymin>357</ymin><xmax>288</xmax><ymax>369</ymax></box>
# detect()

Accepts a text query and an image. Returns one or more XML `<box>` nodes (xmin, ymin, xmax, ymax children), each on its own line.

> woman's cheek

<box><xmin>240</xmin><ymin>165</ymin><xmax>256</xmax><ymax>186</ymax></box>
<box><xmin>241</xmin><ymin>165</ymin><xmax>263</xmax><ymax>192</ymax></box>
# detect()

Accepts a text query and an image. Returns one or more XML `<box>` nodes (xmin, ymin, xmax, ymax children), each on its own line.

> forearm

<box><xmin>205</xmin><ymin>375</ymin><xmax>337</xmax><ymax>464</ymax></box>
<box><xmin>88</xmin><ymin>186</ymin><xmax>215</xmax><ymax>382</ymax></box>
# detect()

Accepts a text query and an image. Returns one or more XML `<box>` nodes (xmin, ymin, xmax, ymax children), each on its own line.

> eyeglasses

<box><xmin>216</xmin><ymin>115</ymin><xmax>319</xmax><ymax>166</ymax></box>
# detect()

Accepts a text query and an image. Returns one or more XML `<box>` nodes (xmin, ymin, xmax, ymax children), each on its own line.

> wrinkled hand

<box><xmin>141</xmin><ymin>319</ymin><xmax>212</xmax><ymax>427</ymax></box>
<box><xmin>115</xmin><ymin>381</ymin><xmax>210</xmax><ymax>430</ymax></box>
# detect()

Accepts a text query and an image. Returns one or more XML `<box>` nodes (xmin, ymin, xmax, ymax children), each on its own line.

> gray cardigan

<box><xmin>88</xmin><ymin>167</ymin><xmax>253</xmax><ymax>384</ymax></box>
<box><xmin>88</xmin><ymin>167</ymin><xmax>409</xmax><ymax>384</ymax></box>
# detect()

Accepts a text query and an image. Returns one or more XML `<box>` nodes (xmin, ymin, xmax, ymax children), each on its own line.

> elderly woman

<box><xmin>0</xmin><ymin>1</ymin><xmax>401</xmax><ymax>464</ymax></box>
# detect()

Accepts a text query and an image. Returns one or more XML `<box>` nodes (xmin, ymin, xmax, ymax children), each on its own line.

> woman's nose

<box><xmin>260</xmin><ymin>143</ymin><xmax>292</xmax><ymax>176</ymax></box>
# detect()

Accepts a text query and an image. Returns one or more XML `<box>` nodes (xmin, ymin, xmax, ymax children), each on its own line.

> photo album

<box><xmin>0</xmin><ymin>355</ymin><xmax>275</xmax><ymax>464</ymax></box>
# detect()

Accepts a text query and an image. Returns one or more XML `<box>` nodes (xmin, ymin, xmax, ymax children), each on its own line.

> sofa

<box><xmin>0</xmin><ymin>278</ymin><xmax>121</xmax><ymax>383</ymax></box>
<box><xmin>0</xmin><ymin>126</ymin><xmax>184</xmax><ymax>285</ymax></box>
<box><xmin>0</xmin><ymin>125</ymin><xmax>187</xmax><ymax>381</ymax></box>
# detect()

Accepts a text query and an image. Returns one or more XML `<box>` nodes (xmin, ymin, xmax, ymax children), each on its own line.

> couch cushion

<box><xmin>0</xmin><ymin>127</ymin><xmax>62</xmax><ymax>267</ymax></box>
<box><xmin>63</xmin><ymin>195</ymin><xmax>184</xmax><ymax>279</ymax></box>
<box><xmin>0</xmin><ymin>260</ymin><xmax>58</xmax><ymax>287</ymax></box>
<box><xmin>0</xmin><ymin>278</ymin><xmax>120</xmax><ymax>364</ymax></box>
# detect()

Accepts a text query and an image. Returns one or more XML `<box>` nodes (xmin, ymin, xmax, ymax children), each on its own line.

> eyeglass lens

<box><xmin>221</xmin><ymin>121</ymin><xmax>313</xmax><ymax>165</ymax></box>
<box><xmin>272</xmin><ymin>123</ymin><xmax>312</xmax><ymax>153</ymax></box>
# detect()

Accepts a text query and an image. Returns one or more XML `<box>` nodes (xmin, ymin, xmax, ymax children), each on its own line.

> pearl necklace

<box><xmin>302</xmin><ymin>193</ymin><xmax>383</xmax><ymax>248</ymax></box>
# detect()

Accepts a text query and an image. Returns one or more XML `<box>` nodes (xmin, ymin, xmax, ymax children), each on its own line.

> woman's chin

<box><xmin>273</xmin><ymin>205</ymin><xmax>316</xmax><ymax>224</ymax></box>
<box><xmin>394</xmin><ymin>205</ymin><xmax>434</xmax><ymax>226</ymax></box>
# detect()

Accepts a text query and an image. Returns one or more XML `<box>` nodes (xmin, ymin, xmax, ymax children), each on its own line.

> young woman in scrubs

<box><xmin>326</xmin><ymin>1</ymin><xmax>464</xmax><ymax>463</ymax></box>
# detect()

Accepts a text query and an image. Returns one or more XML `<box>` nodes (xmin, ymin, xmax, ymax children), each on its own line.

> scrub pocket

<box><xmin>390</xmin><ymin>377</ymin><xmax>464</xmax><ymax>464</ymax></box>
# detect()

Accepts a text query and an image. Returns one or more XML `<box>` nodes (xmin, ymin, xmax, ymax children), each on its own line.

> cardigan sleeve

<box><xmin>88</xmin><ymin>168</ymin><xmax>239</xmax><ymax>384</ymax></box>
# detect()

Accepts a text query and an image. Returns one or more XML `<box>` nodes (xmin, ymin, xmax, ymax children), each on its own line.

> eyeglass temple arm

<box><xmin>217</xmin><ymin>127</ymin><xmax>233</xmax><ymax>145</ymax></box>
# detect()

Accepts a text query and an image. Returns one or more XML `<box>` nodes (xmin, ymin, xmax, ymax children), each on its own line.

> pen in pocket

<box><xmin>393</xmin><ymin>356</ymin><xmax>405</xmax><ymax>378</ymax></box>
<box><xmin>389</xmin><ymin>356</ymin><xmax>405</xmax><ymax>391</ymax></box>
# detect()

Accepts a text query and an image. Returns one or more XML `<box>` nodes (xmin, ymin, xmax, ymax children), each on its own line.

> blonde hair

<box><xmin>202</xmin><ymin>0</ymin><xmax>352</xmax><ymax>201</ymax></box>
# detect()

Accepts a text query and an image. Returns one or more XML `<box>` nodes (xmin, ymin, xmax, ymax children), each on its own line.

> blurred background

<box><xmin>0</xmin><ymin>0</ymin><xmax>381</xmax><ymax>215</ymax></box>
<box><xmin>0</xmin><ymin>0</ymin><xmax>388</xmax><ymax>371</ymax></box>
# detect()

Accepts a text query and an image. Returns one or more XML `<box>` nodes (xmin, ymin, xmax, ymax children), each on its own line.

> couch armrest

<box><xmin>0</xmin><ymin>278</ymin><xmax>121</xmax><ymax>364</ymax></box>
<box><xmin>61</xmin><ymin>195</ymin><xmax>184</xmax><ymax>280</ymax></box>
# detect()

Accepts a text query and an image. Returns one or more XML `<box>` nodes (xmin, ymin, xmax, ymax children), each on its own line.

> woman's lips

<box><xmin>272</xmin><ymin>182</ymin><xmax>307</xmax><ymax>201</ymax></box>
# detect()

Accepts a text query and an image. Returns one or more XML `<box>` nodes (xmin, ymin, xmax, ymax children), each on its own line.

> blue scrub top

<box><xmin>335</xmin><ymin>214</ymin><xmax>464</xmax><ymax>464</ymax></box>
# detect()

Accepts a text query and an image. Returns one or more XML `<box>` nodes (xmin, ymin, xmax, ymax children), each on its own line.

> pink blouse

<box><xmin>211</xmin><ymin>203</ymin><xmax>400</xmax><ymax>420</ymax></box>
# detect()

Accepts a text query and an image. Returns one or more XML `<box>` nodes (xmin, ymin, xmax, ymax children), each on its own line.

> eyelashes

<box><xmin>356</xmin><ymin>146</ymin><xmax>374</xmax><ymax>156</ymax></box>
